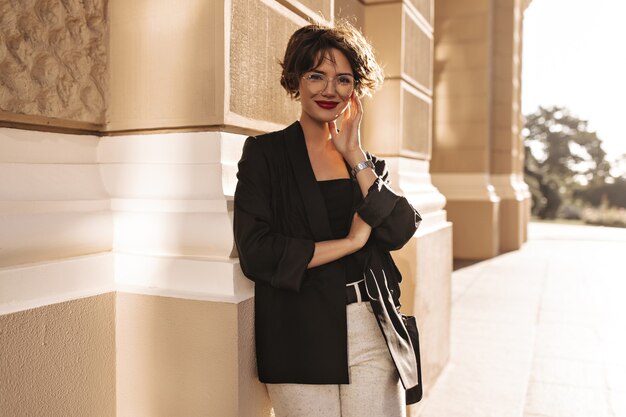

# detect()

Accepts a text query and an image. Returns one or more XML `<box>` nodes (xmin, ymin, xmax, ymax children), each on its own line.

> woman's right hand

<box><xmin>306</xmin><ymin>213</ymin><xmax>372</xmax><ymax>269</ymax></box>
<box><xmin>347</xmin><ymin>212</ymin><xmax>372</xmax><ymax>250</ymax></box>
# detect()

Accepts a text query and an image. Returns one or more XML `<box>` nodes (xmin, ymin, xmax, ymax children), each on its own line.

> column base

<box><xmin>116</xmin><ymin>293</ymin><xmax>270</xmax><ymax>417</ymax></box>
<box><xmin>492</xmin><ymin>174</ymin><xmax>532</xmax><ymax>252</ymax></box>
<box><xmin>499</xmin><ymin>198</ymin><xmax>525</xmax><ymax>253</ymax></box>
<box><xmin>432</xmin><ymin>174</ymin><xmax>501</xmax><ymax>260</ymax></box>
<box><xmin>447</xmin><ymin>199</ymin><xmax>500</xmax><ymax>259</ymax></box>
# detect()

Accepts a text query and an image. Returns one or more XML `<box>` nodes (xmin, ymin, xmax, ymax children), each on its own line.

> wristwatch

<box><xmin>351</xmin><ymin>159</ymin><xmax>375</xmax><ymax>177</ymax></box>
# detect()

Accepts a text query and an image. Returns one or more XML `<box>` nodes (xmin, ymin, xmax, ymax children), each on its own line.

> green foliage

<box><xmin>523</xmin><ymin>106</ymin><xmax>621</xmax><ymax>221</ymax></box>
<box><xmin>574</xmin><ymin>177</ymin><xmax>626</xmax><ymax>208</ymax></box>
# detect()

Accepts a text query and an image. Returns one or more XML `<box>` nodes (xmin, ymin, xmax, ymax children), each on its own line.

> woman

<box><xmin>234</xmin><ymin>20</ymin><xmax>421</xmax><ymax>417</ymax></box>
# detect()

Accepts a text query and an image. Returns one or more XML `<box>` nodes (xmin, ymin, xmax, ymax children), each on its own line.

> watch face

<box><xmin>352</xmin><ymin>160</ymin><xmax>374</xmax><ymax>176</ymax></box>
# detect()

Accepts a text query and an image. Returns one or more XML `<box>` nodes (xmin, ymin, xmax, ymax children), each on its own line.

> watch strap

<box><xmin>351</xmin><ymin>159</ymin><xmax>375</xmax><ymax>177</ymax></box>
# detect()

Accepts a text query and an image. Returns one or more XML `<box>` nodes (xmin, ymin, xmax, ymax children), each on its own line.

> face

<box><xmin>298</xmin><ymin>48</ymin><xmax>355</xmax><ymax>125</ymax></box>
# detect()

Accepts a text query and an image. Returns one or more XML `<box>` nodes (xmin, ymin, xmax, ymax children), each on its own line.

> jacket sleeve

<box><xmin>233</xmin><ymin>137</ymin><xmax>315</xmax><ymax>292</ymax></box>
<box><xmin>356</xmin><ymin>154</ymin><xmax>422</xmax><ymax>252</ymax></box>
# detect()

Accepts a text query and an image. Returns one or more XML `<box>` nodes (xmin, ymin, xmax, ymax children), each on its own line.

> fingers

<box><xmin>342</xmin><ymin>93</ymin><xmax>357</xmax><ymax>127</ymax></box>
<box><xmin>344</xmin><ymin>95</ymin><xmax>354</xmax><ymax>122</ymax></box>
<box><xmin>349</xmin><ymin>93</ymin><xmax>357</xmax><ymax>119</ymax></box>
<box><xmin>332</xmin><ymin>93</ymin><xmax>362</xmax><ymax>149</ymax></box>
<box><xmin>343</xmin><ymin>94</ymin><xmax>361</xmax><ymax>135</ymax></box>
<box><xmin>348</xmin><ymin>93</ymin><xmax>362</xmax><ymax>124</ymax></box>
<box><xmin>328</xmin><ymin>120</ymin><xmax>338</xmax><ymax>139</ymax></box>
<box><xmin>354</xmin><ymin>94</ymin><xmax>363</xmax><ymax>123</ymax></box>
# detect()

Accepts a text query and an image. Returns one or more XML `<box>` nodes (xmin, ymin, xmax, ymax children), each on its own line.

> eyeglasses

<box><xmin>301</xmin><ymin>72</ymin><xmax>355</xmax><ymax>99</ymax></box>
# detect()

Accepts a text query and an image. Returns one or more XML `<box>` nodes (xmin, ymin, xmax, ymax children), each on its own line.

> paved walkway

<box><xmin>416</xmin><ymin>222</ymin><xmax>626</xmax><ymax>417</ymax></box>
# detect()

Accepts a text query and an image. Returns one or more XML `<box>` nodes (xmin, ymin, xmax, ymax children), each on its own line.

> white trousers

<box><xmin>266</xmin><ymin>301</ymin><xmax>405</xmax><ymax>417</ymax></box>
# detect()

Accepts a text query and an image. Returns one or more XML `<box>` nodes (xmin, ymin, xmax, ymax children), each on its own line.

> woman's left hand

<box><xmin>328</xmin><ymin>93</ymin><xmax>366</xmax><ymax>165</ymax></box>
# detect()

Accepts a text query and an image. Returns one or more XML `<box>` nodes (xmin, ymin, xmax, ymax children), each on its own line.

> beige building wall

<box><xmin>106</xmin><ymin>0</ymin><xmax>310</xmax><ymax>134</ymax></box>
<box><xmin>1</xmin><ymin>0</ymin><xmax>531</xmax><ymax>415</ymax></box>
<box><xmin>115</xmin><ymin>294</ymin><xmax>268</xmax><ymax>417</ymax></box>
<box><xmin>1</xmin><ymin>0</ymin><xmax>266</xmax><ymax>415</ymax></box>
<box><xmin>0</xmin><ymin>294</ymin><xmax>116</xmax><ymax>417</ymax></box>
<box><xmin>1</xmin><ymin>1</ymin><xmax>116</xmax><ymax>414</ymax></box>
<box><xmin>432</xmin><ymin>0</ymin><xmax>531</xmax><ymax>260</ymax></box>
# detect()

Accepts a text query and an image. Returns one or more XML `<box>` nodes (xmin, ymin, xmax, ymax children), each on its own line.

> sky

<box><xmin>522</xmin><ymin>0</ymin><xmax>626</xmax><ymax>161</ymax></box>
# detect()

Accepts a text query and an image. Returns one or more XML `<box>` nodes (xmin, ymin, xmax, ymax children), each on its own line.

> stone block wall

<box><xmin>0</xmin><ymin>0</ymin><xmax>465</xmax><ymax>415</ymax></box>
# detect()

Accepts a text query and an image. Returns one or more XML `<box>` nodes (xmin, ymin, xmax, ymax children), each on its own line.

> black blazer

<box><xmin>233</xmin><ymin>121</ymin><xmax>421</xmax><ymax>393</ymax></box>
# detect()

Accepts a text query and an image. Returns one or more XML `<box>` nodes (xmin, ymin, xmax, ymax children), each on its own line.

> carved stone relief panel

<box><xmin>0</xmin><ymin>0</ymin><xmax>108</xmax><ymax>126</ymax></box>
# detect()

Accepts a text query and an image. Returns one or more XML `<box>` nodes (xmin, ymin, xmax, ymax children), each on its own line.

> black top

<box><xmin>317</xmin><ymin>178</ymin><xmax>363</xmax><ymax>284</ymax></box>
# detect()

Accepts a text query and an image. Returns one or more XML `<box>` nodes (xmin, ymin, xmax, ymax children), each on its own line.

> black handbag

<box><xmin>402</xmin><ymin>314</ymin><xmax>423</xmax><ymax>404</ymax></box>
<box><xmin>360</xmin><ymin>246</ymin><xmax>424</xmax><ymax>405</ymax></box>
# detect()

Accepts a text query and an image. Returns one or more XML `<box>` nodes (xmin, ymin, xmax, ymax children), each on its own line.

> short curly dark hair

<box><xmin>279</xmin><ymin>20</ymin><xmax>384</xmax><ymax>99</ymax></box>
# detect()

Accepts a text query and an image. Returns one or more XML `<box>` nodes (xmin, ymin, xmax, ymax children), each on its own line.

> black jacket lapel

<box><xmin>284</xmin><ymin>121</ymin><xmax>333</xmax><ymax>242</ymax></box>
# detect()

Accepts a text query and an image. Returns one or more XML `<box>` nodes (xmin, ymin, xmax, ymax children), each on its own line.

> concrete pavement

<box><xmin>414</xmin><ymin>222</ymin><xmax>626</xmax><ymax>417</ymax></box>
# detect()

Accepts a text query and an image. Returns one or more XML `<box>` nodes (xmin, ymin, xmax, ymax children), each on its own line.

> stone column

<box><xmin>432</xmin><ymin>0</ymin><xmax>531</xmax><ymax>260</ymax></box>
<box><xmin>432</xmin><ymin>0</ymin><xmax>501</xmax><ymax>260</ymax></box>
<box><xmin>490</xmin><ymin>0</ymin><xmax>530</xmax><ymax>253</ymax></box>
<box><xmin>514</xmin><ymin>1</ymin><xmax>528</xmax><ymax>244</ymax></box>
<box><xmin>359</xmin><ymin>0</ymin><xmax>453</xmax><ymax>412</ymax></box>
<box><xmin>106</xmin><ymin>0</ymin><xmax>322</xmax><ymax>415</ymax></box>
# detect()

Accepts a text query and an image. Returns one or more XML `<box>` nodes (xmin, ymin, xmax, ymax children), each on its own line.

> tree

<box><xmin>574</xmin><ymin>178</ymin><xmax>626</xmax><ymax>208</ymax></box>
<box><xmin>523</xmin><ymin>106</ymin><xmax>612</xmax><ymax>219</ymax></box>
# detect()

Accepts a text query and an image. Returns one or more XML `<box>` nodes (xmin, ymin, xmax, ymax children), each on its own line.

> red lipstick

<box><xmin>315</xmin><ymin>101</ymin><xmax>339</xmax><ymax>109</ymax></box>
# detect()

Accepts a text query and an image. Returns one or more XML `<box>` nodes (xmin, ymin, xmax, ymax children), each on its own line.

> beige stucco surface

<box><xmin>0</xmin><ymin>293</ymin><xmax>116</xmax><ymax>417</ymax></box>
<box><xmin>107</xmin><ymin>0</ymin><xmax>225</xmax><ymax>131</ymax></box>
<box><xmin>116</xmin><ymin>293</ymin><xmax>269</xmax><ymax>417</ymax></box>
<box><xmin>229</xmin><ymin>0</ymin><xmax>301</xmax><ymax>128</ymax></box>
